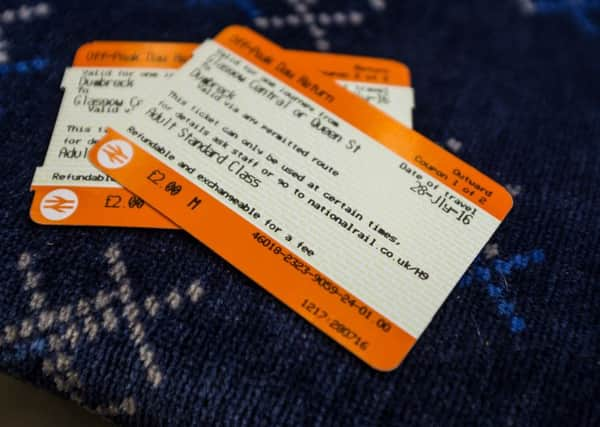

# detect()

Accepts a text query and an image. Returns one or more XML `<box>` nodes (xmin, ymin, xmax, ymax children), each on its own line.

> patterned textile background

<box><xmin>0</xmin><ymin>1</ymin><xmax>598</xmax><ymax>425</ymax></box>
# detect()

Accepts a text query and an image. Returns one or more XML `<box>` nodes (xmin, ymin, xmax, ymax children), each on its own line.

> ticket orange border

<box><xmin>290</xmin><ymin>50</ymin><xmax>410</xmax><ymax>85</ymax></box>
<box><xmin>214</xmin><ymin>26</ymin><xmax>512</xmax><ymax>220</ymax></box>
<box><xmin>75</xmin><ymin>41</ymin><xmax>411</xmax><ymax>85</ymax></box>
<box><xmin>30</xmin><ymin>186</ymin><xmax>174</xmax><ymax>228</ymax></box>
<box><xmin>73</xmin><ymin>41</ymin><xmax>198</xmax><ymax>69</ymax></box>
<box><xmin>31</xmin><ymin>41</ymin><xmax>413</xmax><ymax>227</ymax></box>
<box><xmin>90</xmin><ymin>130</ymin><xmax>416</xmax><ymax>371</ymax></box>
<box><xmin>88</xmin><ymin>27</ymin><xmax>512</xmax><ymax>369</ymax></box>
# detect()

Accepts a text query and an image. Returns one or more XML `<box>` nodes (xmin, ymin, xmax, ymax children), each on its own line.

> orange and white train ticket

<box><xmin>89</xmin><ymin>26</ymin><xmax>512</xmax><ymax>370</ymax></box>
<box><xmin>30</xmin><ymin>41</ymin><xmax>413</xmax><ymax>227</ymax></box>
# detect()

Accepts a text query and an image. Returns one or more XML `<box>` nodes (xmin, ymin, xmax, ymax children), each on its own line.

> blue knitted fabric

<box><xmin>1</xmin><ymin>1</ymin><xmax>599</xmax><ymax>425</ymax></box>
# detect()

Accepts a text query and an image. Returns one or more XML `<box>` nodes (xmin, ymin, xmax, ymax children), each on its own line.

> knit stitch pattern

<box><xmin>0</xmin><ymin>1</ymin><xmax>598</xmax><ymax>426</ymax></box>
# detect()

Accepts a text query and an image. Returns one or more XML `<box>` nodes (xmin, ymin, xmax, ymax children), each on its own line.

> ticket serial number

<box><xmin>251</xmin><ymin>231</ymin><xmax>395</xmax><ymax>350</ymax></box>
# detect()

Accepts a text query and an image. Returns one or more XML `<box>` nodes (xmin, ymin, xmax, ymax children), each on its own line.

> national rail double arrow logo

<box><xmin>40</xmin><ymin>189</ymin><xmax>79</xmax><ymax>221</ymax></box>
<box><xmin>97</xmin><ymin>139</ymin><xmax>134</xmax><ymax>169</ymax></box>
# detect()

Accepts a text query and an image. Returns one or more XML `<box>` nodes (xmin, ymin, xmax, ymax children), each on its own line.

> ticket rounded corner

<box><xmin>73</xmin><ymin>41</ymin><xmax>99</xmax><ymax>64</ymax></box>
<box><xmin>28</xmin><ymin>187</ymin><xmax>67</xmax><ymax>226</ymax></box>
<box><xmin>215</xmin><ymin>24</ymin><xmax>254</xmax><ymax>37</ymax></box>
<box><xmin>338</xmin><ymin>53</ymin><xmax>412</xmax><ymax>81</ymax></box>
<box><xmin>215</xmin><ymin>24</ymin><xmax>271</xmax><ymax>46</ymax></box>
<box><xmin>471</xmin><ymin>170</ymin><xmax>514</xmax><ymax>221</ymax></box>
<box><xmin>498</xmin><ymin>186</ymin><xmax>514</xmax><ymax>220</ymax></box>
<box><xmin>369</xmin><ymin>355</ymin><xmax>407</xmax><ymax>373</ymax></box>
<box><xmin>29</xmin><ymin>190</ymin><xmax>48</xmax><ymax>226</ymax></box>
<box><xmin>379</xmin><ymin>57</ymin><xmax>412</xmax><ymax>83</ymax></box>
